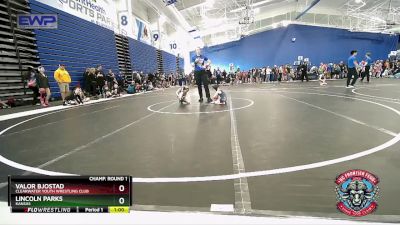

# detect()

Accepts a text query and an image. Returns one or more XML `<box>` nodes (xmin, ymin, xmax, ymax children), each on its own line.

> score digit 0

<box><xmin>119</xmin><ymin>185</ymin><xmax>125</xmax><ymax>192</ymax></box>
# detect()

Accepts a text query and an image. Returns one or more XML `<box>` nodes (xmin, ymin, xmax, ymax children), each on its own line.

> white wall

<box><xmin>127</xmin><ymin>0</ymin><xmax>195</xmax><ymax>73</ymax></box>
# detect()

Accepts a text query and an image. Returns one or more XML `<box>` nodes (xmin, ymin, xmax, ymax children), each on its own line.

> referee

<box><xmin>346</xmin><ymin>50</ymin><xmax>359</xmax><ymax>88</ymax></box>
<box><xmin>192</xmin><ymin>47</ymin><xmax>212</xmax><ymax>103</ymax></box>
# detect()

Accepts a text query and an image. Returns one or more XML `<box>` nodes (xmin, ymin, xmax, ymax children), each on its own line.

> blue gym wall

<box><xmin>30</xmin><ymin>0</ymin><xmax>119</xmax><ymax>98</ymax></box>
<box><xmin>162</xmin><ymin>51</ymin><xmax>176</xmax><ymax>74</ymax></box>
<box><xmin>178</xmin><ymin>57</ymin><xmax>184</xmax><ymax>72</ymax></box>
<box><xmin>129</xmin><ymin>38</ymin><xmax>157</xmax><ymax>74</ymax></box>
<box><xmin>194</xmin><ymin>24</ymin><xmax>399</xmax><ymax>71</ymax></box>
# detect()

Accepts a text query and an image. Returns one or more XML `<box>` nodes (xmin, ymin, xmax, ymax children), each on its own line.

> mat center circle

<box><xmin>147</xmin><ymin>98</ymin><xmax>254</xmax><ymax>115</ymax></box>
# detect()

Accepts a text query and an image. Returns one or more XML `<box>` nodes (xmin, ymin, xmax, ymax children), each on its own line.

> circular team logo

<box><xmin>335</xmin><ymin>170</ymin><xmax>379</xmax><ymax>217</ymax></box>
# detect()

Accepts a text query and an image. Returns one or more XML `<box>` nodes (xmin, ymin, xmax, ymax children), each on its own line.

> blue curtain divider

<box><xmin>178</xmin><ymin>57</ymin><xmax>184</xmax><ymax>71</ymax></box>
<box><xmin>194</xmin><ymin>24</ymin><xmax>399</xmax><ymax>71</ymax></box>
<box><xmin>30</xmin><ymin>0</ymin><xmax>119</xmax><ymax>98</ymax></box>
<box><xmin>162</xmin><ymin>51</ymin><xmax>176</xmax><ymax>74</ymax></box>
<box><xmin>129</xmin><ymin>38</ymin><xmax>157</xmax><ymax>74</ymax></box>
<box><xmin>34</xmin><ymin>32</ymin><xmax>117</xmax><ymax>51</ymax></box>
<box><xmin>37</xmin><ymin>50</ymin><xmax>119</xmax><ymax>63</ymax></box>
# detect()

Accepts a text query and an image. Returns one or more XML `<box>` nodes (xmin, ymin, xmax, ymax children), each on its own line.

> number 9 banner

<box><xmin>152</xmin><ymin>30</ymin><xmax>160</xmax><ymax>48</ymax></box>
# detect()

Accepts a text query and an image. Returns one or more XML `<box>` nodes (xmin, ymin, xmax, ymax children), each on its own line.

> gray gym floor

<box><xmin>0</xmin><ymin>79</ymin><xmax>399</xmax><ymax>222</ymax></box>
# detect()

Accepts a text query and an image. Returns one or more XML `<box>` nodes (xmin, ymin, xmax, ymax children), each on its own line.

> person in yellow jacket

<box><xmin>54</xmin><ymin>64</ymin><xmax>71</xmax><ymax>105</ymax></box>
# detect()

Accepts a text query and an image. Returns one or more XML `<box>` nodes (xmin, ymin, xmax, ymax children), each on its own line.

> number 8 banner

<box><xmin>118</xmin><ymin>11</ymin><xmax>136</xmax><ymax>39</ymax></box>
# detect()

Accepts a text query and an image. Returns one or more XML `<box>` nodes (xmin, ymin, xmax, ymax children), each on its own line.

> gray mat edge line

<box><xmin>129</xmin><ymin>204</ymin><xmax>400</xmax><ymax>223</ymax></box>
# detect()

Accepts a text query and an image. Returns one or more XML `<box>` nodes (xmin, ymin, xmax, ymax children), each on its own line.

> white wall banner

<box><xmin>118</xmin><ymin>11</ymin><xmax>136</xmax><ymax>38</ymax></box>
<box><xmin>36</xmin><ymin>0</ymin><xmax>118</xmax><ymax>31</ymax></box>
<box><xmin>152</xmin><ymin>30</ymin><xmax>161</xmax><ymax>49</ymax></box>
<box><xmin>135</xmin><ymin>18</ymin><xmax>151</xmax><ymax>45</ymax></box>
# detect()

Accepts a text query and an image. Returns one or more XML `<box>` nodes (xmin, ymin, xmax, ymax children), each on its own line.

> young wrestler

<box><xmin>36</xmin><ymin>66</ymin><xmax>51</xmax><ymax>107</ymax></box>
<box><xmin>211</xmin><ymin>84</ymin><xmax>227</xmax><ymax>105</ymax></box>
<box><xmin>73</xmin><ymin>84</ymin><xmax>85</xmax><ymax>104</ymax></box>
<box><xmin>176</xmin><ymin>86</ymin><xmax>190</xmax><ymax>104</ymax></box>
<box><xmin>319</xmin><ymin>73</ymin><xmax>327</xmax><ymax>86</ymax></box>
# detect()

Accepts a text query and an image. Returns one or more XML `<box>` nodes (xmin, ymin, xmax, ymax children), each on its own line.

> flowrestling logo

<box><xmin>335</xmin><ymin>170</ymin><xmax>379</xmax><ymax>217</ymax></box>
<box><xmin>17</xmin><ymin>14</ymin><xmax>58</xmax><ymax>29</ymax></box>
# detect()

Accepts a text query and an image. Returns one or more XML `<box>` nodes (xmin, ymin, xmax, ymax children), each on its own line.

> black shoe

<box><xmin>62</xmin><ymin>101</ymin><xmax>67</xmax><ymax>106</ymax></box>
<box><xmin>207</xmin><ymin>98</ymin><xmax>212</xmax><ymax>103</ymax></box>
<box><xmin>198</xmin><ymin>98</ymin><xmax>203</xmax><ymax>103</ymax></box>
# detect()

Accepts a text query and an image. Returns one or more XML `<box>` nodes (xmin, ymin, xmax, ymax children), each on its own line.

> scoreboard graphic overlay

<box><xmin>8</xmin><ymin>176</ymin><xmax>132</xmax><ymax>213</ymax></box>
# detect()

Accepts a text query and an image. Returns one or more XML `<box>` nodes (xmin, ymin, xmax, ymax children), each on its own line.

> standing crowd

<box><xmin>192</xmin><ymin>53</ymin><xmax>399</xmax><ymax>88</ymax></box>
<box><xmin>19</xmin><ymin>64</ymin><xmax>125</xmax><ymax>108</ymax></box>
<box><xmin>1</xmin><ymin>51</ymin><xmax>399</xmax><ymax>109</ymax></box>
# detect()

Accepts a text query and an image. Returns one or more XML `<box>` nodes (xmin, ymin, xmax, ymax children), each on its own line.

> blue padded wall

<box><xmin>30</xmin><ymin>0</ymin><xmax>119</xmax><ymax>97</ymax></box>
<box><xmin>194</xmin><ymin>24</ymin><xmax>399</xmax><ymax>71</ymax></box>
<box><xmin>178</xmin><ymin>57</ymin><xmax>184</xmax><ymax>71</ymax></box>
<box><xmin>162</xmin><ymin>51</ymin><xmax>176</xmax><ymax>74</ymax></box>
<box><xmin>129</xmin><ymin>38</ymin><xmax>157</xmax><ymax>74</ymax></box>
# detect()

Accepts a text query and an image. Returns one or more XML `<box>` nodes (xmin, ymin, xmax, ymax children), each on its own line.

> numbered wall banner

<box><xmin>168</xmin><ymin>41</ymin><xmax>178</xmax><ymax>55</ymax></box>
<box><xmin>136</xmin><ymin>18</ymin><xmax>151</xmax><ymax>45</ymax></box>
<box><xmin>118</xmin><ymin>11</ymin><xmax>136</xmax><ymax>38</ymax></box>
<box><xmin>36</xmin><ymin>0</ymin><xmax>118</xmax><ymax>31</ymax></box>
<box><xmin>152</xmin><ymin>30</ymin><xmax>160</xmax><ymax>48</ymax></box>
<box><xmin>160</xmin><ymin>34</ymin><xmax>181</xmax><ymax>55</ymax></box>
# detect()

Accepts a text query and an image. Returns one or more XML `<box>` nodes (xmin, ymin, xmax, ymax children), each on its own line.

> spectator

<box><xmin>95</xmin><ymin>65</ymin><xmax>106</xmax><ymax>98</ymax></box>
<box><xmin>177</xmin><ymin>71</ymin><xmax>185</xmax><ymax>86</ymax></box>
<box><xmin>83</xmin><ymin>68</ymin><xmax>90</xmax><ymax>94</ymax></box>
<box><xmin>87</xmin><ymin>68</ymin><xmax>97</xmax><ymax>98</ymax></box>
<box><xmin>278</xmin><ymin>65</ymin><xmax>284</xmax><ymax>82</ymax></box>
<box><xmin>24</xmin><ymin>66</ymin><xmax>39</xmax><ymax>105</ymax></box>
<box><xmin>222</xmin><ymin>69</ymin><xmax>227</xmax><ymax>84</ymax></box>
<box><xmin>339</xmin><ymin>61</ymin><xmax>346</xmax><ymax>78</ymax></box>
<box><xmin>107</xmin><ymin>69</ymin><xmax>115</xmax><ymax>91</ymax></box>
<box><xmin>266</xmin><ymin>66</ymin><xmax>272</xmax><ymax>83</ymax></box>
<box><xmin>146</xmin><ymin>81</ymin><xmax>154</xmax><ymax>91</ymax></box>
<box><xmin>148</xmin><ymin>72</ymin><xmax>155</xmax><ymax>84</ymax></box>
<box><xmin>300</xmin><ymin>63</ymin><xmax>309</xmax><ymax>82</ymax></box>
<box><xmin>54</xmin><ymin>64</ymin><xmax>71</xmax><ymax>106</ymax></box>
<box><xmin>127</xmin><ymin>81</ymin><xmax>135</xmax><ymax>94</ymax></box>
<box><xmin>36</xmin><ymin>66</ymin><xmax>51</xmax><ymax>107</ymax></box>
<box><xmin>333</xmin><ymin>64</ymin><xmax>341</xmax><ymax>79</ymax></box>
<box><xmin>216</xmin><ymin>67</ymin><xmax>222</xmax><ymax>84</ymax></box>
<box><xmin>115</xmin><ymin>72</ymin><xmax>125</xmax><ymax>93</ymax></box>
